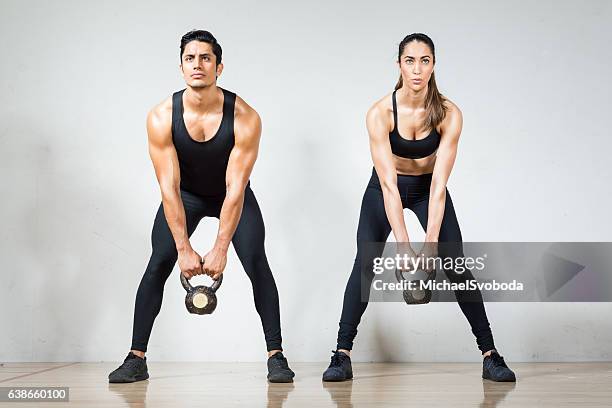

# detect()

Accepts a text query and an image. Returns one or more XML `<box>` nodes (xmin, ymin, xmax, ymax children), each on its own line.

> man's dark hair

<box><xmin>180</xmin><ymin>30</ymin><xmax>222</xmax><ymax>65</ymax></box>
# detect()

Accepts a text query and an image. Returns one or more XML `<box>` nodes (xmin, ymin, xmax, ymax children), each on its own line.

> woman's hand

<box><xmin>395</xmin><ymin>241</ymin><xmax>419</xmax><ymax>275</ymax></box>
<box><xmin>418</xmin><ymin>241</ymin><xmax>438</xmax><ymax>274</ymax></box>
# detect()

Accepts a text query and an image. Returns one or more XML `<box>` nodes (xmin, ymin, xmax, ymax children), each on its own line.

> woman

<box><xmin>322</xmin><ymin>33</ymin><xmax>516</xmax><ymax>382</ymax></box>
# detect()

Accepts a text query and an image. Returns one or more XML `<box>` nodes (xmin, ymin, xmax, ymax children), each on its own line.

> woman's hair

<box><xmin>394</xmin><ymin>33</ymin><xmax>448</xmax><ymax>131</ymax></box>
<box><xmin>180</xmin><ymin>30</ymin><xmax>222</xmax><ymax>65</ymax></box>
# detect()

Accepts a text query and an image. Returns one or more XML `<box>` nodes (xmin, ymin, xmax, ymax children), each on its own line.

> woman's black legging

<box><xmin>130</xmin><ymin>183</ymin><xmax>283</xmax><ymax>352</ymax></box>
<box><xmin>336</xmin><ymin>168</ymin><xmax>496</xmax><ymax>354</ymax></box>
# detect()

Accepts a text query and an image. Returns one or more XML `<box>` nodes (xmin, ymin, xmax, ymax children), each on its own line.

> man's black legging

<box><xmin>336</xmin><ymin>168</ymin><xmax>496</xmax><ymax>354</ymax></box>
<box><xmin>131</xmin><ymin>183</ymin><xmax>283</xmax><ymax>352</ymax></box>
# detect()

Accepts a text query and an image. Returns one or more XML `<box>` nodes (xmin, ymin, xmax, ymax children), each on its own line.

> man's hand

<box><xmin>178</xmin><ymin>247</ymin><xmax>204</xmax><ymax>279</ymax></box>
<box><xmin>202</xmin><ymin>247</ymin><xmax>228</xmax><ymax>280</ymax></box>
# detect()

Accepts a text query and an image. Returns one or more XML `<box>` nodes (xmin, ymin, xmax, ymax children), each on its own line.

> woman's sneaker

<box><xmin>108</xmin><ymin>352</ymin><xmax>149</xmax><ymax>383</ymax></box>
<box><xmin>482</xmin><ymin>351</ymin><xmax>516</xmax><ymax>382</ymax></box>
<box><xmin>322</xmin><ymin>350</ymin><xmax>353</xmax><ymax>382</ymax></box>
<box><xmin>267</xmin><ymin>352</ymin><xmax>295</xmax><ymax>383</ymax></box>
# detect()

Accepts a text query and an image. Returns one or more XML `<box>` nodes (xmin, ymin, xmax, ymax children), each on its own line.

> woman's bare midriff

<box><xmin>393</xmin><ymin>154</ymin><xmax>436</xmax><ymax>176</ymax></box>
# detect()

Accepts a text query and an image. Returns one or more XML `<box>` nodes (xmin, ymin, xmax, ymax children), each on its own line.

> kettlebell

<box><xmin>395</xmin><ymin>265</ymin><xmax>436</xmax><ymax>305</ymax></box>
<box><xmin>180</xmin><ymin>271</ymin><xmax>223</xmax><ymax>315</ymax></box>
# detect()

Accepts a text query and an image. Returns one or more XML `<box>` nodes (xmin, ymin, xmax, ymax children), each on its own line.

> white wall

<box><xmin>1</xmin><ymin>0</ymin><xmax>611</xmax><ymax>362</ymax></box>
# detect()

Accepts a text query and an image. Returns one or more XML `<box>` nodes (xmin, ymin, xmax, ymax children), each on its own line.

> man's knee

<box><xmin>239</xmin><ymin>248</ymin><xmax>269</xmax><ymax>273</ymax></box>
<box><xmin>143</xmin><ymin>252</ymin><xmax>177</xmax><ymax>280</ymax></box>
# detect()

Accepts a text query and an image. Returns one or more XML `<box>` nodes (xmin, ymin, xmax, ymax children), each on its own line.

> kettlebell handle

<box><xmin>180</xmin><ymin>272</ymin><xmax>223</xmax><ymax>292</ymax></box>
<box><xmin>395</xmin><ymin>265</ymin><xmax>435</xmax><ymax>283</ymax></box>
<box><xmin>395</xmin><ymin>267</ymin><xmax>417</xmax><ymax>283</ymax></box>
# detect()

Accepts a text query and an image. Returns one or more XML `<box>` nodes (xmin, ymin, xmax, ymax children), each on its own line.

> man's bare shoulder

<box><xmin>146</xmin><ymin>95</ymin><xmax>174</xmax><ymax>145</ymax></box>
<box><xmin>233</xmin><ymin>94</ymin><xmax>261</xmax><ymax>131</ymax></box>
<box><xmin>148</xmin><ymin>95</ymin><xmax>173</xmax><ymax>125</ymax></box>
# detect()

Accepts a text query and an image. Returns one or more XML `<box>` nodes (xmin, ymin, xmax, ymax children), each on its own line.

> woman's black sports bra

<box><xmin>389</xmin><ymin>90</ymin><xmax>441</xmax><ymax>159</ymax></box>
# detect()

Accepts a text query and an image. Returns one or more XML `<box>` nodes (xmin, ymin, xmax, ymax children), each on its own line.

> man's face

<box><xmin>180</xmin><ymin>41</ymin><xmax>223</xmax><ymax>88</ymax></box>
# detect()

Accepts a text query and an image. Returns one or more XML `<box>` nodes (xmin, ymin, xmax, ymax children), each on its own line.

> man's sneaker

<box><xmin>322</xmin><ymin>350</ymin><xmax>353</xmax><ymax>382</ymax></box>
<box><xmin>482</xmin><ymin>351</ymin><xmax>516</xmax><ymax>382</ymax></box>
<box><xmin>108</xmin><ymin>352</ymin><xmax>149</xmax><ymax>383</ymax></box>
<box><xmin>267</xmin><ymin>352</ymin><xmax>295</xmax><ymax>383</ymax></box>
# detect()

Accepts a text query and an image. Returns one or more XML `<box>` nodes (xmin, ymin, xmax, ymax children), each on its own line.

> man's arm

<box><xmin>202</xmin><ymin>98</ymin><xmax>262</xmax><ymax>279</ymax></box>
<box><xmin>146</xmin><ymin>103</ymin><xmax>203</xmax><ymax>278</ymax></box>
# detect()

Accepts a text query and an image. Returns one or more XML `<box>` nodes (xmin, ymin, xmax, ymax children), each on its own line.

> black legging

<box><xmin>336</xmin><ymin>168</ymin><xmax>495</xmax><ymax>354</ymax></box>
<box><xmin>130</xmin><ymin>183</ymin><xmax>283</xmax><ymax>352</ymax></box>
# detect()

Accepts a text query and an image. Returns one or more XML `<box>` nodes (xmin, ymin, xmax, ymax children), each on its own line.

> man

<box><xmin>108</xmin><ymin>30</ymin><xmax>294</xmax><ymax>383</ymax></box>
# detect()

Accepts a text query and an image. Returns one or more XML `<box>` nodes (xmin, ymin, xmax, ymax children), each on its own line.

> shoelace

<box><xmin>330</xmin><ymin>350</ymin><xmax>347</xmax><ymax>367</ymax></box>
<box><xmin>489</xmin><ymin>353</ymin><xmax>508</xmax><ymax>368</ymax></box>
<box><xmin>120</xmin><ymin>356</ymin><xmax>143</xmax><ymax>370</ymax></box>
<box><xmin>270</xmin><ymin>354</ymin><xmax>289</xmax><ymax>370</ymax></box>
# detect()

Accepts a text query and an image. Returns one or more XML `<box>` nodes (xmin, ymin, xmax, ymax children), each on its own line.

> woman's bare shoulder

<box><xmin>442</xmin><ymin>96</ymin><xmax>462</xmax><ymax>118</ymax></box>
<box><xmin>366</xmin><ymin>91</ymin><xmax>395</xmax><ymax>122</ymax></box>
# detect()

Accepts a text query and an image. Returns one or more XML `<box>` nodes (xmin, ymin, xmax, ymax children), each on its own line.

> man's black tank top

<box><xmin>171</xmin><ymin>88</ymin><xmax>237</xmax><ymax>197</ymax></box>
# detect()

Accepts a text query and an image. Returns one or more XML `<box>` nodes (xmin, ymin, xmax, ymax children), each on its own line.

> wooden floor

<box><xmin>0</xmin><ymin>361</ymin><xmax>610</xmax><ymax>407</ymax></box>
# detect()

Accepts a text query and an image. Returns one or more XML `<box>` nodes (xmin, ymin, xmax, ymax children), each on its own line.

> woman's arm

<box><xmin>367</xmin><ymin>103</ymin><xmax>410</xmax><ymax>242</ymax></box>
<box><xmin>427</xmin><ymin>104</ymin><xmax>463</xmax><ymax>242</ymax></box>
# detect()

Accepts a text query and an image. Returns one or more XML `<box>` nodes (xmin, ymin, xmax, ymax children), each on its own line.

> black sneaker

<box><xmin>108</xmin><ymin>352</ymin><xmax>149</xmax><ymax>383</ymax></box>
<box><xmin>322</xmin><ymin>350</ymin><xmax>353</xmax><ymax>382</ymax></box>
<box><xmin>482</xmin><ymin>351</ymin><xmax>516</xmax><ymax>382</ymax></box>
<box><xmin>267</xmin><ymin>352</ymin><xmax>295</xmax><ymax>383</ymax></box>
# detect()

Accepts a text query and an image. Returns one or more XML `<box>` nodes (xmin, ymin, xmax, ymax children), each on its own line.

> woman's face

<box><xmin>397</xmin><ymin>41</ymin><xmax>434</xmax><ymax>92</ymax></box>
